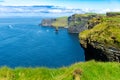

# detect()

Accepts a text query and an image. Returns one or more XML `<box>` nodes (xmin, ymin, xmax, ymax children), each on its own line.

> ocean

<box><xmin>0</xmin><ymin>16</ymin><xmax>84</xmax><ymax>68</ymax></box>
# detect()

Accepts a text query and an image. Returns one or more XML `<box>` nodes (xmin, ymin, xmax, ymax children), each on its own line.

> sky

<box><xmin>0</xmin><ymin>0</ymin><xmax>120</xmax><ymax>10</ymax></box>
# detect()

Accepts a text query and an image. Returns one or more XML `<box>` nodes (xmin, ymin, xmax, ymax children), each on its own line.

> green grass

<box><xmin>0</xmin><ymin>61</ymin><xmax>119</xmax><ymax>80</ymax></box>
<box><xmin>52</xmin><ymin>17</ymin><xmax>68</xmax><ymax>28</ymax></box>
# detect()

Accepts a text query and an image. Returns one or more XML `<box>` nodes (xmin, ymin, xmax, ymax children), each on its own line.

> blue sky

<box><xmin>0</xmin><ymin>0</ymin><xmax>120</xmax><ymax>9</ymax></box>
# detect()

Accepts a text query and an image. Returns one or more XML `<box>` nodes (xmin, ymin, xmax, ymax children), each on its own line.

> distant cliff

<box><xmin>40</xmin><ymin>17</ymin><xmax>68</xmax><ymax>28</ymax></box>
<box><xmin>40</xmin><ymin>18</ymin><xmax>56</xmax><ymax>27</ymax></box>
<box><xmin>79</xmin><ymin>15</ymin><xmax>120</xmax><ymax>62</ymax></box>
<box><xmin>106</xmin><ymin>12</ymin><xmax>120</xmax><ymax>17</ymax></box>
<box><xmin>68</xmin><ymin>14</ymin><xmax>98</xmax><ymax>33</ymax></box>
<box><xmin>40</xmin><ymin>14</ymin><xmax>100</xmax><ymax>33</ymax></box>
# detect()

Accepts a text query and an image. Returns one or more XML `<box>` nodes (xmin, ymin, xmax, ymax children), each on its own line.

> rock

<box><xmin>87</xmin><ymin>16</ymin><xmax>103</xmax><ymax>29</ymax></box>
<box><xmin>81</xmin><ymin>41</ymin><xmax>120</xmax><ymax>62</ymax></box>
<box><xmin>73</xmin><ymin>68</ymin><xmax>82</xmax><ymax>80</ymax></box>
<box><xmin>68</xmin><ymin>14</ymin><xmax>98</xmax><ymax>33</ymax></box>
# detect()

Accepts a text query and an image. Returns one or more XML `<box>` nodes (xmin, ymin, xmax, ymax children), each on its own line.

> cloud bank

<box><xmin>0</xmin><ymin>5</ymin><xmax>120</xmax><ymax>15</ymax></box>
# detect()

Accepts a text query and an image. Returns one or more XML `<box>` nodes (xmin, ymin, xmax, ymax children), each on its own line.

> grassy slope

<box><xmin>52</xmin><ymin>17</ymin><xmax>68</xmax><ymax>28</ymax></box>
<box><xmin>0</xmin><ymin>61</ymin><xmax>119</xmax><ymax>80</ymax></box>
<box><xmin>80</xmin><ymin>16</ymin><xmax>120</xmax><ymax>48</ymax></box>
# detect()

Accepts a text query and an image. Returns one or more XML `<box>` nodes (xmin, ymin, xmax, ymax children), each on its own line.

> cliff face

<box><xmin>81</xmin><ymin>41</ymin><xmax>120</xmax><ymax>62</ymax></box>
<box><xmin>40</xmin><ymin>19</ymin><xmax>56</xmax><ymax>27</ymax></box>
<box><xmin>40</xmin><ymin>14</ymin><xmax>99</xmax><ymax>32</ymax></box>
<box><xmin>68</xmin><ymin>14</ymin><xmax>98</xmax><ymax>33</ymax></box>
<box><xmin>106</xmin><ymin>12</ymin><xmax>120</xmax><ymax>17</ymax></box>
<box><xmin>79</xmin><ymin>16</ymin><xmax>120</xmax><ymax>62</ymax></box>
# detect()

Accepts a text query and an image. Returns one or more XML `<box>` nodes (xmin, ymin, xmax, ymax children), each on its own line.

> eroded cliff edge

<box><xmin>40</xmin><ymin>14</ymin><xmax>99</xmax><ymax>33</ymax></box>
<box><xmin>68</xmin><ymin>14</ymin><xmax>98</xmax><ymax>33</ymax></box>
<box><xmin>79</xmin><ymin>15</ymin><xmax>120</xmax><ymax>62</ymax></box>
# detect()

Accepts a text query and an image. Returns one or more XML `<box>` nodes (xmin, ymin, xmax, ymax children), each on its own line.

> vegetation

<box><xmin>80</xmin><ymin>16</ymin><xmax>120</xmax><ymax>48</ymax></box>
<box><xmin>72</xmin><ymin>13</ymin><xmax>105</xmax><ymax>18</ymax></box>
<box><xmin>52</xmin><ymin>17</ymin><xmax>68</xmax><ymax>28</ymax></box>
<box><xmin>68</xmin><ymin>14</ymin><xmax>91</xmax><ymax>28</ymax></box>
<box><xmin>106</xmin><ymin>12</ymin><xmax>120</xmax><ymax>17</ymax></box>
<box><xmin>0</xmin><ymin>61</ymin><xmax>119</xmax><ymax>80</ymax></box>
<box><xmin>68</xmin><ymin>13</ymin><xmax>104</xmax><ymax>27</ymax></box>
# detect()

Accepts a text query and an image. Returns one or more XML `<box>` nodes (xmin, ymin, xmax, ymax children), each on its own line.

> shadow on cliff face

<box><xmin>81</xmin><ymin>41</ymin><xmax>120</xmax><ymax>62</ymax></box>
<box><xmin>83</xmin><ymin>43</ymin><xmax>109</xmax><ymax>61</ymax></box>
<box><xmin>80</xmin><ymin>40</ymin><xmax>109</xmax><ymax>61</ymax></box>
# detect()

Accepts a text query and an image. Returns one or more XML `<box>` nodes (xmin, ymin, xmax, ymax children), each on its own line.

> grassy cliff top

<box><xmin>0</xmin><ymin>61</ymin><xmax>119</xmax><ymax>80</ymax></box>
<box><xmin>73</xmin><ymin>13</ymin><xmax>105</xmax><ymax>18</ymax></box>
<box><xmin>80</xmin><ymin>16</ymin><xmax>120</xmax><ymax>48</ymax></box>
<box><xmin>52</xmin><ymin>16</ymin><xmax>68</xmax><ymax>28</ymax></box>
<box><xmin>72</xmin><ymin>13</ymin><xmax>95</xmax><ymax>18</ymax></box>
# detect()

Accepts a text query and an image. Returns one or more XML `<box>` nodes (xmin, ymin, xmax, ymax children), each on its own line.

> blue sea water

<box><xmin>0</xmin><ymin>17</ymin><xmax>84</xmax><ymax>68</ymax></box>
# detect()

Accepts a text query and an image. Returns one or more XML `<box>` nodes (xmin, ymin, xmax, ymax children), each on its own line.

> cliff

<box><xmin>40</xmin><ymin>18</ymin><xmax>56</xmax><ymax>27</ymax></box>
<box><xmin>40</xmin><ymin>14</ymin><xmax>100</xmax><ymax>33</ymax></box>
<box><xmin>79</xmin><ymin>16</ymin><xmax>120</xmax><ymax>62</ymax></box>
<box><xmin>51</xmin><ymin>17</ymin><xmax>68</xmax><ymax>28</ymax></box>
<box><xmin>106</xmin><ymin>12</ymin><xmax>120</xmax><ymax>17</ymax></box>
<box><xmin>68</xmin><ymin>14</ymin><xmax>98</xmax><ymax>33</ymax></box>
<box><xmin>40</xmin><ymin>17</ymin><xmax>68</xmax><ymax>28</ymax></box>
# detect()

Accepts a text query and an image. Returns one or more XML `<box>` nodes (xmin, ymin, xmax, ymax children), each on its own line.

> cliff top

<box><xmin>52</xmin><ymin>16</ymin><xmax>68</xmax><ymax>28</ymax></box>
<box><xmin>41</xmin><ymin>16</ymin><xmax>68</xmax><ymax>28</ymax></box>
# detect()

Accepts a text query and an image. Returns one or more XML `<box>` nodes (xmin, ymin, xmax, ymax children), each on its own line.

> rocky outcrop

<box><xmin>40</xmin><ymin>18</ymin><xmax>56</xmax><ymax>27</ymax></box>
<box><xmin>87</xmin><ymin>16</ymin><xmax>102</xmax><ymax>29</ymax></box>
<box><xmin>68</xmin><ymin>14</ymin><xmax>98</xmax><ymax>33</ymax></box>
<box><xmin>79</xmin><ymin>16</ymin><xmax>120</xmax><ymax>62</ymax></box>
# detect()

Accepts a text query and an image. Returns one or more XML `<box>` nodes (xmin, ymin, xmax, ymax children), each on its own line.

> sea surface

<box><xmin>0</xmin><ymin>17</ymin><xmax>84</xmax><ymax>68</ymax></box>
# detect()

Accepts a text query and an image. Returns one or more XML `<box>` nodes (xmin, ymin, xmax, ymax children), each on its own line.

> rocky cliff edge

<box><xmin>79</xmin><ymin>16</ymin><xmax>120</xmax><ymax>62</ymax></box>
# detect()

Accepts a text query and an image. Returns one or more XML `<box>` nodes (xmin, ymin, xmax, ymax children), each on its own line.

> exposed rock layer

<box><xmin>80</xmin><ymin>16</ymin><xmax>120</xmax><ymax>62</ymax></box>
<box><xmin>68</xmin><ymin>14</ymin><xmax>98</xmax><ymax>33</ymax></box>
<box><xmin>81</xmin><ymin>41</ymin><xmax>120</xmax><ymax>62</ymax></box>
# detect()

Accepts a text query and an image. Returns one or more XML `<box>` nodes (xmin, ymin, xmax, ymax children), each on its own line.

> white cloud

<box><xmin>0</xmin><ymin>6</ymin><xmax>120</xmax><ymax>14</ymax></box>
<box><xmin>96</xmin><ymin>8</ymin><xmax>120</xmax><ymax>14</ymax></box>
